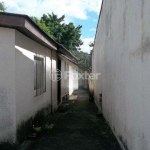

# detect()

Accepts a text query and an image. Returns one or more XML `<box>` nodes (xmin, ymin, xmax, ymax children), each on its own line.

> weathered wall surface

<box><xmin>58</xmin><ymin>55</ymin><xmax>77</xmax><ymax>96</ymax></box>
<box><xmin>51</xmin><ymin>50</ymin><xmax>58</xmax><ymax>111</ymax></box>
<box><xmin>15</xmin><ymin>30</ymin><xmax>57</xmax><ymax>125</ymax></box>
<box><xmin>73</xmin><ymin>67</ymin><xmax>79</xmax><ymax>90</ymax></box>
<box><xmin>0</xmin><ymin>28</ymin><xmax>16</xmax><ymax>142</ymax></box>
<box><xmin>93</xmin><ymin>0</ymin><xmax>150</xmax><ymax>150</ymax></box>
<box><xmin>68</xmin><ymin>63</ymin><xmax>78</xmax><ymax>95</ymax></box>
<box><xmin>78</xmin><ymin>69</ymin><xmax>89</xmax><ymax>90</ymax></box>
<box><xmin>61</xmin><ymin>59</ymin><xmax>69</xmax><ymax>99</ymax></box>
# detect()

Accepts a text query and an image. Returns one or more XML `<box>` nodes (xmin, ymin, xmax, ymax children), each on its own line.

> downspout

<box><xmin>51</xmin><ymin>49</ymin><xmax>53</xmax><ymax>114</ymax></box>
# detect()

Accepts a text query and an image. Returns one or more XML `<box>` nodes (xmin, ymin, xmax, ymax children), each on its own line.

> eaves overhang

<box><xmin>0</xmin><ymin>12</ymin><xmax>58</xmax><ymax>51</ymax></box>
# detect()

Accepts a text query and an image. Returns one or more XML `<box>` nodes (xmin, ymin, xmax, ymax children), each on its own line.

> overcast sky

<box><xmin>4</xmin><ymin>0</ymin><xmax>102</xmax><ymax>53</ymax></box>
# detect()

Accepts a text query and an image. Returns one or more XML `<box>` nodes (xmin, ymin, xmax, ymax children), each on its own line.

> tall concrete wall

<box><xmin>93</xmin><ymin>0</ymin><xmax>150</xmax><ymax>150</ymax></box>
<box><xmin>0</xmin><ymin>28</ymin><xmax>16</xmax><ymax>142</ymax></box>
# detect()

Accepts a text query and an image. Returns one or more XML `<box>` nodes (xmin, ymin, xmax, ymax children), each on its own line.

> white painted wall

<box><xmin>89</xmin><ymin>52</ymin><xmax>94</xmax><ymax>92</ymax></box>
<box><xmin>78</xmin><ymin>69</ymin><xmax>89</xmax><ymax>90</ymax></box>
<box><xmin>58</xmin><ymin>55</ymin><xmax>78</xmax><ymax>95</ymax></box>
<box><xmin>69</xmin><ymin>65</ymin><xmax>74</xmax><ymax>95</ymax></box>
<box><xmin>94</xmin><ymin>0</ymin><xmax>150</xmax><ymax>150</ymax></box>
<box><xmin>15</xmin><ymin>30</ymin><xmax>58</xmax><ymax>124</ymax></box>
<box><xmin>73</xmin><ymin>67</ymin><xmax>79</xmax><ymax>90</ymax></box>
<box><xmin>61</xmin><ymin>60</ymin><xmax>69</xmax><ymax>99</ymax></box>
<box><xmin>51</xmin><ymin>50</ymin><xmax>58</xmax><ymax>111</ymax></box>
<box><xmin>78</xmin><ymin>69</ymin><xmax>84</xmax><ymax>89</ymax></box>
<box><xmin>69</xmin><ymin>65</ymin><xmax>78</xmax><ymax>95</ymax></box>
<box><xmin>0</xmin><ymin>28</ymin><xmax>16</xmax><ymax>142</ymax></box>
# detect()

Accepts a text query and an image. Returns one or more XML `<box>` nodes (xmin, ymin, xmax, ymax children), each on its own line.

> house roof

<box><xmin>58</xmin><ymin>44</ymin><xmax>78</xmax><ymax>62</ymax></box>
<box><xmin>58</xmin><ymin>53</ymin><xmax>78</xmax><ymax>66</ymax></box>
<box><xmin>0</xmin><ymin>12</ymin><xmax>58</xmax><ymax>50</ymax></box>
<box><xmin>78</xmin><ymin>64</ymin><xmax>91</xmax><ymax>72</ymax></box>
<box><xmin>0</xmin><ymin>12</ymin><xmax>77</xmax><ymax>61</ymax></box>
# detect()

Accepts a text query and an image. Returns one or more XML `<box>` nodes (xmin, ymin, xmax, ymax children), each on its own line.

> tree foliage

<box><xmin>72</xmin><ymin>51</ymin><xmax>92</xmax><ymax>69</ymax></box>
<box><xmin>32</xmin><ymin>13</ymin><xmax>83</xmax><ymax>51</ymax></box>
<box><xmin>31</xmin><ymin>16</ymin><xmax>51</xmax><ymax>37</ymax></box>
<box><xmin>89</xmin><ymin>42</ymin><xmax>94</xmax><ymax>47</ymax></box>
<box><xmin>32</xmin><ymin>12</ymin><xmax>92</xmax><ymax>69</ymax></box>
<box><xmin>0</xmin><ymin>2</ymin><xmax>6</xmax><ymax>12</ymax></box>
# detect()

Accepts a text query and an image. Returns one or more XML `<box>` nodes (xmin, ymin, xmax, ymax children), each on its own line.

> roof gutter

<box><xmin>0</xmin><ymin>12</ymin><xmax>58</xmax><ymax>51</ymax></box>
<box><xmin>57</xmin><ymin>44</ymin><xmax>78</xmax><ymax>62</ymax></box>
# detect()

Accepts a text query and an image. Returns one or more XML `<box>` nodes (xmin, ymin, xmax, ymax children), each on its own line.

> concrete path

<box><xmin>19</xmin><ymin>89</ymin><xmax>121</xmax><ymax>150</ymax></box>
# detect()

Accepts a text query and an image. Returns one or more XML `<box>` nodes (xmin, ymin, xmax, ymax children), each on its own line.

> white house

<box><xmin>58</xmin><ymin>53</ymin><xmax>79</xmax><ymax>96</ymax></box>
<box><xmin>0</xmin><ymin>12</ymin><xmax>80</xmax><ymax>143</ymax></box>
<box><xmin>93</xmin><ymin>0</ymin><xmax>150</xmax><ymax>150</ymax></box>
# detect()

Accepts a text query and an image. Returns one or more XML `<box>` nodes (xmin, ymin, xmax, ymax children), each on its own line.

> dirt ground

<box><xmin>18</xmin><ymin>89</ymin><xmax>121</xmax><ymax>150</ymax></box>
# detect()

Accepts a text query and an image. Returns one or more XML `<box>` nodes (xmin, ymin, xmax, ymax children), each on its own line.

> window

<box><xmin>34</xmin><ymin>55</ymin><xmax>46</xmax><ymax>96</ymax></box>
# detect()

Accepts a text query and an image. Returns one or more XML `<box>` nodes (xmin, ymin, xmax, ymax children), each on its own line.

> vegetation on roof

<box><xmin>0</xmin><ymin>2</ymin><xmax>6</xmax><ymax>12</ymax></box>
<box><xmin>1</xmin><ymin>1</ymin><xmax>93</xmax><ymax>69</ymax></box>
<box><xmin>31</xmin><ymin>13</ymin><xmax>83</xmax><ymax>52</ymax></box>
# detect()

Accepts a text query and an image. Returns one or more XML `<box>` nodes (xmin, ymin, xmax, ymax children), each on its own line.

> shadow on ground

<box><xmin>19</xmin><ymin>89</ymin><xmax>121</xmax><ymax>150</ymax></box>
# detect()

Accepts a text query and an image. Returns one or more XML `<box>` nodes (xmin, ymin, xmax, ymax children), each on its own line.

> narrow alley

<box><xmin>19</xmin><ymin>89</ymin><xmax>121</xmax><ymax>150</ymax></box>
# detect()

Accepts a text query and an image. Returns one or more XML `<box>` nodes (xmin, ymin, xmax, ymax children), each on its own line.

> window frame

<box><xmin>34</xmin><ymin>55</ymin><xmax>46</xmax><ymax>97</ymax></box>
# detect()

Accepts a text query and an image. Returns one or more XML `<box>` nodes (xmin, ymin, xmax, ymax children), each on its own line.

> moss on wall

<box><xmin>16</xmin><ymin>104</ymin><xmax>52</xmax><ymax>144</ymax></box>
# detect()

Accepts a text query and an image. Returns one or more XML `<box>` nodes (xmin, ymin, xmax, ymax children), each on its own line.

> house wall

<box><xmin>73</xmin><ymin>67</ymin><xmax>78</xmax><ymax>90</ymax></box>
<box><xmin>78</xmin><ymin>69</ymin><xmax>84</xmax><ymax>89</ymax></box>
<box><xmin>69</xmin><ymin>65</ymin><xmax>74</xmax><ymax>95</ymax></box>
<box><xmin>89</xmin><ymin>52</ymin><xmax>94</xmax><ymax>92</ymax></box>
<box><xmin>78</xmin><ymin>69</ymin><xmax>89</xmax><ymax>90</ymax></box>
<box><xmin>61</xmin><ymin>60</ymin><xmax>69</xmax><ymax>100</ymax></box>
<box><xmin>51</xmin><ymin>50</ymin><xmax>58</xmax><ymax>110</ymax></box>
<box><xmin>84</xmin><ymin>71</ymin><xmax>89</xmax><ymax>89</ymax></box>
<box><xmin>69</xmin><ymin>65</ymin><xmax>78</xmax><ymax>95</ymax></box>
<box><xmin>93</xmin><ymin>0</ymin><xmax>150</xmax><ymax>150</ymax></box>
<box><xmin>88</xmin><ymin>76</ymin><xmax>94</xmax><ymax>92</ymax></box>
<box><xmin>15</xmin><ymin>30</ymin><xmax>57</xmax><ymax>125</ymax></box>
<box><xmin>0</xmin><ymin>28</ymin><xmax>16</xmax><ymax>142</ymax></box>
<box><xmin>58</xmin><ymin>55</ymin><xmax>78</xmax><ymax>95</ymax></box>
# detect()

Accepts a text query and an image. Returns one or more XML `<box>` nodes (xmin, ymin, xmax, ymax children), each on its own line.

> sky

<box><xmin>4</xmin><ymin>0</ymin><xmax>102</xmax><ymax>53</ymax></box>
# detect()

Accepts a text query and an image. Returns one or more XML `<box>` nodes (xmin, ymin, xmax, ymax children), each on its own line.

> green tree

<box><xmin>31</xmin><ymin>16</ymin><xmax>51</xmax><ymax>37</ymax></box>
<box><xmin>0</xmin><ymin>2</ymin><xmax>6</xmax><ymax>12</ymax></box>
<box><xmin>31</xmin><ymin>12</ymin><xmax>88</xmax><ymax>67</ymax></box>
<box><xmin>89</xmin><ymin>42</ymin><xmax>94</xmax><ymax>47</ymax></box>
<box><xmin>32</xmin><ymin>13</ymin><xmax>83</xmax><ymax>51</ymax></box>
<box><xmin>72</xmin><ymin>50</ymin><xmax>91</xmax><ymax>69</ymax></box>
<box><xmin>61</xmin><ymin>23</ymin><xmax>83</xmax><ymax>51</ymax></box>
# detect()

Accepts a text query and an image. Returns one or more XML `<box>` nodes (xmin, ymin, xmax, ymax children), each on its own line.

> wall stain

<box><xmin>0</xmin><ymin>87</ymin><xmax>14</xmax><ymax>136</ymax></box>
<box><xmin>141</xmin><ymin>0</ymin><xmax>145</xmax><ymax>19</ymax></box>
<box><xmin>130</xmin><ymin>37</ymin><xmax>150</xmax><ymax>62</ymax></box>
<box><xmin>123</xmin><ymin>0</ymin><xmax>127</xmax><ymax>42</ymax></box>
